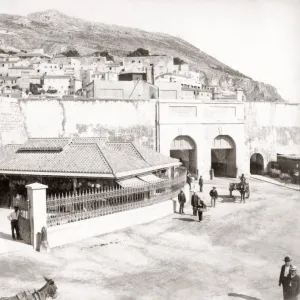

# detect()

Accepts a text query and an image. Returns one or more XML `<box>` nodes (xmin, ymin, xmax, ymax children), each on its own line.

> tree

<box><xmin>93</xmin><ymin>51</ymin><xmax>114</xmax><ymax>61</ymax></box>
<box><xmin>173</xmin><ymin>57</ymin><xmax>185</xmax><ymax>65</ymax></box>
<box><xmin>29</xmin><ymin>83</ymin><xmax>43</xmax><ymax>95</ymax></box>
<box><xmin>7</xmin><ymin>51</ymin><xmax>17</xmax><ymax>55</ymax></box>
<box><xmin>12</xmin><ymin>85</ymin><xmax>22</xmax><ymax>91</ymax></box>
<box><xmin>0</xmin><ymin>49</ymin><xmax>6</xmax><ymax>54</ymax></box>
<box><xmin>61</xmin><ymin>49</ymin><xmax>80</xmax><ymax>57</ymax></box>
<box><xmin>127</xmin><ymin>48</ymin><xmax>149</xmax><ymax>57</ymax></box>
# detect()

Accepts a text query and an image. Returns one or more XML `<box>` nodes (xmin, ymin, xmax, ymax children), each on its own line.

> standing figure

<box><xmin>240</xmin><ymin>173</ymin><xmax>246</xmax><ymax>183</ymax></box>
<box><xmin>178</xmin><ymin>190</ymin><xmax>186</xmax><ymax>214</ymax></box>
<box><xmin>199</xmin><ymin>176</ymin><xmax>203</xmax><ymax>192</ymax></box>
<box><xmin>191</xmin><ymin>192</ymin><xmax>199</xmax><ymax>216</ymax></box>
<box><xmin>240</xmin><ymin>183</ymin><xmax>246</xmax><ymax>203</ymax></box>
<box><xmin>197</xmin><ymin>197</ymin><xmax>206</xmax><ymax>222</ymax></box>
<box><xmin>209</xmin><ymin>187</ymin><xmax>218</xmax><ymax>208</ymax></box>
<box><xmin>279</xmin><ymin>256</ymin><xmax>293</xmax><ymax>300</ymax></box>
<box><xmin>286</xmin><ymin>266</ymin><xmax>300</xmax><ymax>300</ymax></box>
<box><xmin>187</xmin><ymin>173</ymin><xmax>192</xmax><ymax>190</ymax></box>
<box><xmin>7</xmin><ymin>206</ymin><xmax>21</xmax><ymax>240</ymax></box>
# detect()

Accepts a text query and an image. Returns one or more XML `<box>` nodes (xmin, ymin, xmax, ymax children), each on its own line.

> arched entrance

<box><xmin>170</xmin><ymin>135</ymin><xmax>197</xmax><ymax>176</ymax></box>
<box><xmin>211</xmin><ymin>135</ymin><xmax>236</xmax><ymax>177</ymax></box>
<box><xmin>250</xmin><ymin>153</ymin><xmax>264</xmax><ymax>174</ymax></box>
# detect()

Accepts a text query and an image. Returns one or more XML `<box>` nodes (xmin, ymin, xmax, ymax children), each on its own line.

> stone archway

<box><xmin>211</xmin><ymin>135</ymin><xmax>236</xmax><ymax>177</ymax></box>
<box><xmin>170</xmin><ymin>135</ymin><xmax>197</xmax><ymax>177</ymax></box>
<box><xmin>250</xmin><ymin>153</ymin><xmax>264</xmax><ymax>175</ymax></box>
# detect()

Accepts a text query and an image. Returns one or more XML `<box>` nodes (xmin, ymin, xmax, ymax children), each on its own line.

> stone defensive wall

<box><xmin>0</xmin><ymin>97</ymin><xmax>299</xmax><ymax>164</ymax></box>
<box><xmin>0</xmin><ymin>97</ymin><xmax>157</xmax><ymax>149</ymax></box>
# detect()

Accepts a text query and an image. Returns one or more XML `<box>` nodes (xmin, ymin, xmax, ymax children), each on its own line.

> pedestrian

<box><xmin>209</xmin><ymin>186</ymin><xmax>218</xmax><ymax>208</ymax></box>
<box><xmin>187</xmin><ymin>173</ymin><xmax>192</xmax><ymax>190</ymax></box>
<box><xmin>240</xmin><ymin>183</ymin><xmax>246</xmax><ymax>203</ymax></box>
<box><xmin>240</xmin><ymin>173</ymin><xmax>246</xmax><ymax>183</ymax></box>
<box><xmin>196</xmin><ymin>196</ymin><xmax>206</xmax><ymax>222</ymax></box>
<box><xmin>279</xmin><ymin>256</ymin><xmax>293</xmax><ymax>300</ymax></box>
<box><xmin>199</xmin><ymin>175</ymin><xmax>203</xmax><ymax>192</ymax></box>
<box><xmin>178</xmin><ymin>190</ymin><xmax>186</xmax><ymax>214</ymax></box>
<box><xmin>7</xmin><ymin>206</ymin><xmax>21</xmax><ymax>240</ymax></box>
<box><xmin>286</xmin><ymin>266</ymin><xmax>300</xmax><ymax>300</ymax></box>
<box><xmin>191</xmin><ymin>191</ymin><xmax>199</xmax><ymax>216</ymax></box>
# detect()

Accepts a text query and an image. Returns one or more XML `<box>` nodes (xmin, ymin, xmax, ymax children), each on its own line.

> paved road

<box><xmin>0</xmin><ymin>178</ymin><xmax>299</xmax><ymax>300</ymax></box>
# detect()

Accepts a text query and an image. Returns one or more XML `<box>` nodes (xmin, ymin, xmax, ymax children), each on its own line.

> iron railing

<box><xmin>46</xmin><ymin>176</ymin><xmax>186</xmax><ymax>227</ymax></box>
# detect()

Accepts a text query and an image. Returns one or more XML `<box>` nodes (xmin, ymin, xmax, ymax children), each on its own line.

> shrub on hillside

<box><xmin>173</xmin><ymin>57</ymin><xmax>185</xmax><ymax>65</ymax></box>
<box><xmin>93</xmin><ymin>51</ymin><xmax>114</xmax><ymax>61</ymax></box>
<box><xmin>269</xmin><ymin>168</ymin><xmax>281</xmax><ymax>178</ymax></box>
<box><xmin>127</xmin><ymin>48</ymin><xmax>149</xmax><ymax>57</ymax></box>
<box><xmin>61</xmin><ymin>49</ymin><xmax>80</xmax><ymax>57</ymax></box>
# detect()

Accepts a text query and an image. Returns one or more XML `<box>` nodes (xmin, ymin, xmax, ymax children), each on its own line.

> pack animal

<box><xmin>0</xmin><ymin>277</ymin><xmax>57</xmax><ymax>300</ymax></box>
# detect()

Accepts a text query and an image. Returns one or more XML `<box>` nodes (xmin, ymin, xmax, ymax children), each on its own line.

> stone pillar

<box><xmin>26</xmin><ymin>183</ymin><xmax>48</xmax><ymax>251</ymax></box>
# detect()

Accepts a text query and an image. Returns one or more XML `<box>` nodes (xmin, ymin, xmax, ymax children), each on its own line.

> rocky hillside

<box><xmin>0</xmin><ymin>9</ymin><xmax>284</xmax><ymax>102</ymax></box>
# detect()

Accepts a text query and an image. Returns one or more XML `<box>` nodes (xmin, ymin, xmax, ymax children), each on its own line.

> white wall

<box><xmin>48</xmin><ymin>200</ymin><xmax>173</xmax><ymax>248</ymax></box>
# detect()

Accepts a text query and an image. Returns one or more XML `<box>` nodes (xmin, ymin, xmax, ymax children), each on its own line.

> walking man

<box><xmin>187</xmin><ymin>173</ymin><xmax>192</xmax><ymax>190</ymax></box>
<box><xmin>286</xmin><ymin>266</ymin><xmax>300</xmax><ymax>300</ymax></box>
<box><xmin>240</xmin><ymin>183</ymin><xmax>246</xmax><ymax>203</ymax></box>
<box><xmin>209</xmin><ymin>186</ymin><xmax>218</xmax><ymax>208</ymax></box>
<box><xmin>199</xmin><ymin>176</ymin><xmax>203</xmax><ymax>192</ymax></box>
<box><xmin>191</xmin><ymin>192</ymin><xmax>199</xmax><ymax>216</ymax></box>
<box><xmin>178</xmin><ymin>190</ymin><xmax>186</xmax><ymax>214</ymax></box>
<box><xmin>279</xmin><ymin>256</ymin><xmax>293</xmax><ymax>300</ymax></box>
<box><xmin>197</xmin><ymin>197</ymin><xmax>206</xmax><ymax>222</ymax></box>
<box><xmin>7</xmin><ymin>206</ymin><xmax>21</xmax><ymax>240</ymax></box>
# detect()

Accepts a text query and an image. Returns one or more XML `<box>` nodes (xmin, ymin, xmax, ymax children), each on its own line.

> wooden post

<box><xmin>26</xmin><ymin>183</ymin><xmax>48</xmax><ymax>251</ymax></box>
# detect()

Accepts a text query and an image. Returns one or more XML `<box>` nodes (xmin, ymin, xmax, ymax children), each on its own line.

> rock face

<box><xmin>0</xmin><ymin>9</ymin><xmax>284</xmax><ymax>102</ymax></box>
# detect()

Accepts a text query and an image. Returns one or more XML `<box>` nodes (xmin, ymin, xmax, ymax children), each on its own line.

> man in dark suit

<box><xmin>240</xmin><ymin>183</ymin><xmax>246</xmax><ymax>203</ymax></box>
<box><xmin>209</xmin><ymin>187</ymin><xmax>218</xmax><ymax>208</ymax></box>
<box><xmin>279</xmin><ymin>256</ymin><xmax>293</xmax><ymax>300</ymax></box>
<box><xmin>191</xmin><ymin>192</ymin><xmax>199</xmax><ymax>216</ymax></box>
<box><xmin>286</xmin><ymin>266</ymin><xmax>300</xmax><ymax>300</ymax></box>
<box><xmin>196</xmin><ymin>197</ymin><xmax>206</xmax><ymax>222</ymax></box>
<box><xmin>178</xmin><ymin>190</ymin><xmax>186</xmax><ymax>214</ymax></box>
<box><xmin>199</xmin><ymin>176</ymin><xmax>203</xmax><ymax>192</ymax></box>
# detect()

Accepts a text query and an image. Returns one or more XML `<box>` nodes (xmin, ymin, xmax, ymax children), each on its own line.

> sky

<box><xmin>2</xmin><ymin>0</ymin><xmax>300</xmax><ymax>102</ymax></box>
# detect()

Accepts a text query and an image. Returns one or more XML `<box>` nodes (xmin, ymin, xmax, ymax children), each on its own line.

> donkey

<box><xmin>0</xmin><ymin>276</ymin><xmax>57</xmax><ymax>300</ymax></box>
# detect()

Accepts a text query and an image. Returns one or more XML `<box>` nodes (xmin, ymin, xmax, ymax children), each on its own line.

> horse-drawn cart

<box><xmin>229</xmin><ymin>182</ymin><xmax>250</xmax><ymax>198</ymax></box>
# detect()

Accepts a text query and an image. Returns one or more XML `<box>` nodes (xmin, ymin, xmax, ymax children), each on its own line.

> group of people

<box><xmin>177</xmin><ymin>175</ymin><xmax>219</xmax><ymax>222</ymax></box>
<box><xmin>279</xmin><ymin>256</ymin><xmax>300</xmax><ymax>300</ymax></box>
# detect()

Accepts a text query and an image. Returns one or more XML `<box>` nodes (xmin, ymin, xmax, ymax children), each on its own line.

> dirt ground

<box><xmin>0</xmin><ymin>178</ymin><xmax>299</xmax><ymax>300</ymax></box>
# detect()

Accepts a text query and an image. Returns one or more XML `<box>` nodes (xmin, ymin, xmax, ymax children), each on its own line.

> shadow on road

<box><xmin>0</xmin><ymin>232</ymin><xmax>13</xmax><ymax>241</ymax></box>
<box><xmin>228</xmin><ymin>293</ymin><xmax>261</xmax><ymax>300</ymax></box>
<box><xmin>172</xmin><ymin>217</ymin><xmax>195</xmax><ymax>222</ymax></box>
<box><xmin>220</xmin><ymin>195</ymin><xmax>239</xmax><ymax>203</ymax></box>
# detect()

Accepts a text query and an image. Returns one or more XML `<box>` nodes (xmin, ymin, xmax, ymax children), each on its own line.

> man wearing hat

<box><xmin>178</xmin><ymin>190</ymin><xmax>186</xmax><ymax>214</ymax></box>
<box><xmin>286</xmin><ymin>266</ymin><xmax>300</xmax><ymax>300</ymax></box>
<box><xmin>7</xmin><ymin>206</ymin><xmax>21</xmax><ymax>240</ymax></box>
<box><xmin>209</xmin><ymin>186</ymin><xmax>218</xmax><ymax>208</ymax></box>
<box><xmin>279</xmin><ymin>256</ymin><xmax>293</xmax><ymax>299</ymax></box>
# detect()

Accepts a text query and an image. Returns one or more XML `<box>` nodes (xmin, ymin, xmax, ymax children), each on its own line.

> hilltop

<box><xmin>0</xmin><ymin>9</ymin><xmax>284</xmax><ymax>101</ymax></box>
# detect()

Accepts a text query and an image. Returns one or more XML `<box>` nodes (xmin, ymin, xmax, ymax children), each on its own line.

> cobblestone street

<box><xmin>0</xmin><ymin>178</ymin><xmax>299</xmax><ymax>300</ymax></box>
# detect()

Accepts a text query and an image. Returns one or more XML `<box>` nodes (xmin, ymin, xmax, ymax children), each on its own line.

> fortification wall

<box><xmin>0</xmin><ymin>97</ymin><xmax>157</xmax><ymax>149</ymax></box>
<box><xmin>245</xmin><ymin>102</ymin><xmax>300</xmax><ymax>168</ymax></box>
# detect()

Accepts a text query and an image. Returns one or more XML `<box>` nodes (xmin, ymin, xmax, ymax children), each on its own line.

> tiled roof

<box><xmin>0</xmin><ymin>143</ymin><xmax>112</xmax><ymax>174</ymax></box>
<box><xmin>73</xmin><ymin>137</ymin><xmax>108</xmax><ymax>144</ymax></box>
<box><xmin>100</xmin><ymin>143</ymin><xmax>149</xmax><ymax>174</ymax></box>
<box><xmin>106</xmin><ymin>142</ymin><xmax>143</xmax><ymax>160</ymax></box>
<box><xmin>18</xmin><ymin>138</ymin><xmax>72</xmax><ymax>151</ymax></box>
<box><xmin>0</xmin><ymin>145</ymin><xmax>22</xmax><ymax>164</ymax></box>
<box><xmin>0</xmin><ymin>138</ymin><xmax>180</xmax><ymax>177</ymax></box>
<box><xmin>132</xmin><ymin>142</ymin><xmax>179</xmax><ymax>166</ymax></box>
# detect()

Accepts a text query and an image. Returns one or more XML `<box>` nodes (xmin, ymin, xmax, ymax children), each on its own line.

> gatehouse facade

<box><xmin>157</xmin><ymin>99</ymin><xmax>248</xmax><ymax>180</ymax></box>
